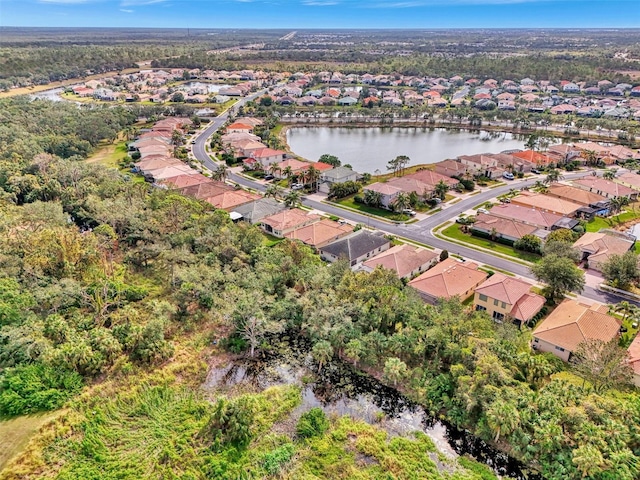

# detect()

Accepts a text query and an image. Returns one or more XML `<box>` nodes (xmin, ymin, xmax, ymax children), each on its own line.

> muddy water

<box><xmin>203</xmin><ymin>344</ymin><xmax>541</xmax><ymax>480</ymax></box>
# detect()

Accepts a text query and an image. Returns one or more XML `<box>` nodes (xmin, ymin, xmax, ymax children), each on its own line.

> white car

<box><xmin>477</xmin><ymin>208</ymin><xmax>489</xmax><ymax>214</ymax></box>
<box><xmin>291</xmin><ymin>183</ymin><xmax>304</xmax><ymax>190</ymax></box>
<box><xmin>502</xmin><ymin>172</ymin><xmax>515</xmax><ymax>180</ymax></box>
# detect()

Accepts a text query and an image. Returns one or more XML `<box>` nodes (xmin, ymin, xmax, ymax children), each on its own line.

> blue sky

<box><xmin>1</xmin><ymin>0</ymin><xmax>639</xmax><ymax>28</ymax></box>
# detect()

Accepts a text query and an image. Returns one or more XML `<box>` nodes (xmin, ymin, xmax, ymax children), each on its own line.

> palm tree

<box><xmin>364</xmin><ymin>189</ymin><xmax>382</xmax><ymax>208</ymax></box>
<box><xmin>268</xmin><ymin>163</ymin><xmax>281</xmax><ymax>177</ymax></box>
<box><xmin>392</xmin><ymin>192</ymin><xmax>411</xmax><ymax>212</ymax></box>
<box><xmin>602</xmin><ymin>169</ymin><xmax>617</xmax><ymax>180</ymax></box>
<box><xmin>610</xmin><ymin>196</ymin><xmax>630</xmax><ymax>215</ymax></box>
<box><xmin>545</xmin><ymin>168</ymin><xmax>563</xmax><ymax>184</ymax></box>
<box><xmin>612</xmin><ymin>301</ymin><xmax>637</xmax><ymax>324</ymax></box>
<box><xmin>344</xmin><ymin>339</ymin><xmax>364</xmax><ymax>367</ymax></box>
<box><xmin>284</xmin><ymin>191</ymin><xmax>301</xmax><ymax>208</ymax></box>
<box><xmin>434</xmin><ymin>180</ymin><xmax>449</xmax><ymax>201</ymax></box>
<box><xmin>581</xmin><ymin>149</ymin><xmax>599</xmax><ymax>167</ymax></box>
<box><xmin>264</xmin><ymin>184</ymin><xmax>281</xmax><ymax>200</ymax></box>
<box><xmin>532</xmin><ymin>180</ymin><xmax>548</xmax><ymax>193</ymax></box>
<box><xmin>282</xmin><ymin>166</ymin><xmax>294</xmax><ymax>186</ymax></box>
<box><xmin>312</xmin><ymin>340</ymin><xmax>334</xmax><ymax>372</ymax></box>
<box><xmin>213</xmin><ymin>164</ymin><xmax>229</xmax><ymax>182</ymax></box>
<box><xmin>490</xmin><ymin>227</ymin><xmax>498</xmax><ymax>241</ymax></box>
<box><xmin>304</xmin><ymin>165</ymin><xmax>321</xmax><ymax>192</ymax></box>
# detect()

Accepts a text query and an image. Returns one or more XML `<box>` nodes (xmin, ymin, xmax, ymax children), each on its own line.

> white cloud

<box><xmin>120</xmin><ymin>0</ymin><xmax>169</xmax><ymax>6</ymax></box>
<box><xmin>120</xmin><ymin>8</ymin><xmax>134</xmax><ymax>12</ymax></box>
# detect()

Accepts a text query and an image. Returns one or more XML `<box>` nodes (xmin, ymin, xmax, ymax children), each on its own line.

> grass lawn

<box><xmin>332</xmin><ymin>195</ymin><xmax>410</xmax><ymax>222</ymax></box>
<box><xmin>440</xmin><ymin>224</ymin><xmax>541</xmax><ymax>263</ymax></box>
<box><xmin>372</xmin><ymin>164</ymin><xmax>435</xmax><ymax>182</ymax></box>
<box><xmin>585</xmin><ymin>208</ymin><xmax>640</xmax><ymax>233</ymax></box>
<box><xmin>262</xmin><ymin>233</ymin><xmax>284</xmax><ymax>247</ymax></box>
<box><xmin>0</xmin><ymin>413</ymin><xmax>58</xmax><ymax>471</ymax></box>
<box><xmin>86</xmin><ymin>139</ymin><xmax>129</xmax><ymax>168</ymax></box>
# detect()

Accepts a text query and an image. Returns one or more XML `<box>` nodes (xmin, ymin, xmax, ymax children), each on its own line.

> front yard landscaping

<box><xmin>330</xmin><ymin>194</ymin><xmax>411</xmax><ymax>222</ymax></box>
<box><xmin>440</xmin><ymin>223</ymin><xmax>541</xmax><ymax>263</ymax></box>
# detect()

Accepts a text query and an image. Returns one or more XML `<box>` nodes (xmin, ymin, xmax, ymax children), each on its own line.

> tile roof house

<box><xmin>231</xmin><ymin>198</ymin><xmax>287</xmax><ymax>224</ymax></box>
<box><xmin>532</xmin><ymin>299</ymin><xmax>620</xmax><ymax>361</ymax></box>
<box><xmin>318</xmin><ymin>166</ymin><xmax>358</xmax><ymax>193</ymax></box>
<box><xmin>471</xmin><ymin>213</ymin><xmax>539</xmax><ymax>243</ymax></box>
<box><xmin>616</xmin><ymin>172</ymin><xmax>640</xmax><ymax>191</ymax></box>
<box><xmin>160</xmin><ymin>173</ymin><xmax>212</xmax><ymax>189</ymax></box>
<box><xmin>205</xmin><ymin>189</ymin><xmax>261</xmax><ymax>212</ymax></box>
<box><xmin>408</xmin><ymin>258</ymin><xmax>488</xmax><ymax>304</ymax></box>
<box><xmin>404</xmin><ymin>170</ymin><xmax>459</xmax><ymax>188</ymax></box>
<box><xmin>362</xmin><ymin>183</ymin><xmax>403</xmax><ymax>209</ymax></box>
<box><xmin>573</xmin><ymin>231</ymin><xmax>635</xmax><ymax>272</ymax></box>
<box><xmin>285</xmin><ymin>218</ymin><xmax>353</xmax><ymax>248</ymax></box>
<box><xmin>511</xmin><ymin>191</ymin><xmax>583</xmax><ymax>217</ymax></box>
<box><xmin>474</xmin><ymin>273</ymin><xmax>546</xmax><ymax>327</ymax></box>
<box><xmin>145</xmin><ymin>164</ymin><xmax>198</xmax><ymax>181</ymax></box>
<box><xmin>361</xmin><ymin>244</ymin><xmax>438</xmax><ymax>279</ymax></box>
<box><xmin>250</xmin><ymin>148</ymin><xmax>287</xmax><ymax>168</ymax></box>
<box><xmin>573</xmin><ymin>177</ymin><xmax>638</xmax><ymax>200</ymax></box>
<box><xmin>512</xmin><ymin>150</ymin><xmax>553</xmax><ymax>166</ymax></box>
<box><xmin>319</xmin><ymin>230</ymin><xmax>391</xmax><ymax>267</ymax></box>
<box><xmin>546</xmin><ymin>184</ymin><xmax>607</xmax><ymax>206</ymax></box>
<box><xmin>180</xmin><ymin>181</ymin><xmax>234</xmax><ymax>200</ymax></box>
<box><xmin>488</xmin><ymin>204</ymin><xmax>563</xmax><ymax>230</ymax></box>
<box><xmin>272</xmin><ymin>159</ymin><xmax>310</xmax><ymax>179</ymax></box>
<box><xmin>434</xmin><ymin>159</ymin><xmax>469</xmax><ymax>178</ymax></box>
<box><xmin>260</xmin><ymin>208</ymin><xmax>321</xmax><ymax>238</ymax></box>
<box><xmin>627</xmin><ymin>333</ymin><xmax>640</xmax><ymax>387</ymax></box>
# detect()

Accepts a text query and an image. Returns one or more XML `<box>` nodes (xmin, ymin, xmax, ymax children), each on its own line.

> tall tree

<box><xmin>318</xmin><ymin>154</ymin><xmax>340</xmax><ymax>168</ymax></box>
<box><xmin>572</xmin><ymin>338</ymin><xmax>633</xmax><ymax>394</ymax></box>
<box><xmin>531</xmin><ymin>254</ymin><xmax>585</xmax><ymax>300</ymax></box>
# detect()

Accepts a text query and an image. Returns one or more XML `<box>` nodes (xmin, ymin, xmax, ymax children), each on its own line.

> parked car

<box><xmin>291</xmin><ymin>183</ymin><xmax>304</xmax><ymax>190</ymax></box>
<box><xmin>502</xmin><ymin>172</ymin><xmax>515</xmax><ymax>180</ymax></box>
<box><xmin>264</xmin><ymin>174</ymin><xmax>275</xmax><ymax>180</ymax></box>
<box><xmin>531</xmin><ymin>168</ymin><xmax>541</xmax><ymax>174</ymax></box>
<box><xmin>402</xmin><ymin>209</ymin><xmax>417</xmax><ymax>216</ymax></box>
<box><xmin>477</xmin><ymin>208</ymin><xmax>489</xmax><ymax>214</ymax></box>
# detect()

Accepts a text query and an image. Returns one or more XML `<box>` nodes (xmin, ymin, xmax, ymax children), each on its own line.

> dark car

<box><xmin>264</xmin><ymin>174</ymin><xmax>275</xmax><ymax>180</ymax></box>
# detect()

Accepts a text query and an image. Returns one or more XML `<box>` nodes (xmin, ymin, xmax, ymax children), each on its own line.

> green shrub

<box><xmin>296</xmin><ymin>407</ymin><xmax>329</xmax><ymax>439</ymax></box>
<box><xmin>0</xmin><ymin>364</ymin><xmax>83</xmax><ymax>416</ymax></box>
<box><xmin>262</xmin><ymin>443</ymin><xmax>295</xmax><ymax>475</ymax></box>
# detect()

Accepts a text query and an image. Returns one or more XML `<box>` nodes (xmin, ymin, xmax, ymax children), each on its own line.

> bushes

<box><xmin>329</xmin><ymin>181</ymin><xmax>360</xmax><ymax>200</ymax></box>
<box><xmin>262</xmin><ymin>443</ymin><xmax>295</xmax><ymax>475</ymax></box>
<box><xmin>0</xmin><ymin>364</ymin><xmax>83</xmax><ymax>416</ymax></box>
<box><xmin>296</xmin><ymin>407</ymin><xmax>329</xmax><ymax>439</ymax></box>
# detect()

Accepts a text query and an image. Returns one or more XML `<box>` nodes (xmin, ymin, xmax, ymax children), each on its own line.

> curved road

<box><xmin>192</xmin><ymin>107</ymin><xmax>630</xmax><ymax>306</ymax></box>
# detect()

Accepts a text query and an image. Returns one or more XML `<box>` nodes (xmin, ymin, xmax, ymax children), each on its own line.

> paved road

<box><xmin>192</xmin><ymin>107</ymin><xmax>630</xmax><ymax>306</ymax></box>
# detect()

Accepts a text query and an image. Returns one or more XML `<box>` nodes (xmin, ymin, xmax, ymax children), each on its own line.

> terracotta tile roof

<box><xmin>137</xmin><ymin>157</ymin><xmax>183</xmax><ymax>172</ymax></box>
<box><xmin>364</xmin><ymin>182</ymin><xmax>404</xmax><ymax>196</ymax></box>
<box><xmin>617</xmin><ymin>172</ymin><xmax>640</xmax><ymax>190</ymax></box>
<box><xmin>473</xmin><ymin>213</ymin><xmax>538</xmax><ymax>240</ymax></box>
<box><xmin>261</xmin><ymin>208</ymin><xmax>321</xmax><ymax>232</ymax></box>
<box><xmin>512</xmin><ymin>150</ymin><xmax>553</xmax><ymax>166</ymax></box>
<box><xmin>511</xmin><ymin>293</ymin><xmax>546</xmax><ymax>323</ymax></box>
<box><xmin>409</xmin><ymin>258</ymin><xmax>487</xmax><ymax>300</ymax></box>
<box><xmin>627</xmin><ymin>333</ymin><xmax>640</xmax><ymax>376</ymax></box>
<box><xmin>226</xmin><ymin>122</ymin><xmax>253</xmax><ymax>131</ymax></box>
<box><xmin>147</xmin><ymin>164</ymin><xmax>198</xmax><ymax>180</ymax></box>
<box><xmin>573</xmin><ymin>177</ymin><xmax>636</xmax><ymax>198</ymax></box>
<box><xmin>387</xmin><ymin>177</ymin><xmax>434</xmax><ymax>195</ymax></box>
<box><xmin>405</xmin><ymin>170</ymin><xmax>459</xmax><ymax>187</ymax></box>
<box><xmin>205</xmin><ymin>189</ymin><xmax>261</xmax><ymax>211</ymax></box>
<box><xmin>547</xmin><ymin>184</ymin><xmax>606</xmax><ymax>206</ymax></box>
<box><xmin>533</xmin><ymin>299</ymin><xmax>620</xmax><ymax>352</ymax></box>
<box><xmin>161</xmin><ymin>173</ymin><xmax>211</xmax><ymax>189</ymax></box>
<box><xmin>475</xmin><ymin>273</ymin><xmax>533</xmax><ymax>305</ymax></box>
<box><xmin>511</xmin><ymin>192</ymin><xmax>582</xmax><ymax>216</ymax></box>
<box><xmin>252</xmin><ymin>147</ymin><xmax>286</xmax><ymax>158</ymax></box>
<box><xmin>285</xmin><ymin>218</ymin><xmax>353</xmax><ymax>247</ymax></box>
<box><xmin>362</xmin><ymin>244</ymin><xmax>438</xmax><ymax>278</ymax></box>
<box><xmin>179</xmin><ymin>181</ymin><xmax>234</xmax><ymax>199</ymax></box>
<box><xmin>573</xmin><ymin>232</ymin><xmax>634</xmax><ymax>263</ymax></box>
<box><xmin>276</xmin><ymin>158</ymin><xmax>309</xmax><ymax>172</ymax></box>
<box><xmin>488</xmin><ymin>204</ymin><xmax>562</xmax><ymax>229</ymax></box>
<box><xmin>309</xmin><ymin>161</ymin><xmax>334</xmax><ymax>172</ymax></box>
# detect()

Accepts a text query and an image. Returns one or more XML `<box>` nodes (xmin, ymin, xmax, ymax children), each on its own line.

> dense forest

<box><xmin>0</xmin><ymin>95</ymin><xmax>639</xmax><ymax>479</ymax></box>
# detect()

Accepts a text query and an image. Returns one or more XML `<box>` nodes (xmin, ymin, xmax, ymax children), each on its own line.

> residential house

<box><xmin>361</xmin><ymin>244</ymin><xmax>438</xmax><ymax>279</ymax></box>
<box><xmin>573</xmin><ymin>231</ymin><xmax>635</xmax><ymax>272</ymax></box>
<box><xmin>546</xmin><ymin>184</ymin><xmax>608</xmax><ymax>206</ymax></box>
<box><xmin>226</xmin><ymin>122</ymin><xmax>255</xmax><ymax>134</ymax></box>
<box><xmin>318</xmin><ymin>166</ymin><xmax>359</xmax><ymax>194</ymax></box>
<box><xmin>250</xmin><ymin>148</ymin><xmax>287</xmax><ymax>169</ymax></box>
<box><xmin>458</xmin><ymin>154</ymin><xmax>503</xmax><ymax>179</ymax></box>
<box><xmin>488</xmin><ymin>204</ymin><xmax>563</xmax><ymax>230</ymax></box>
<box><xmin>408</xmin><ymin>258</ymin><xmax>488</xmax><ymax>304</ymax></box>
<box><xmin>160</xmin><ymin>173</ymin><xmax>211</xmax><ymax>189</ymax></box>
<box><xmin>471</xmin><ymin>213</ymin><xmax>539</xmax><ymax>244</ymax></box>
<box><xmin>319</xmin><ymin>230</ymin><xmax>391</xmax><ymax>267</ymax></box>
<box><xmin>231</xmin><ymin>198</ymin><xmax>287</xmax><ymax>224</ymax></box>
<box><xmin>434</xmin><ymin>159</ymin><xmax>469</xmax><ymax>179</ymax></box>
<box><xmin>180</xmin><ymin>180</ymin><xmax>234</xmax><ymax>200</ymax></box>
<box><xmin>362</xmin><ymin>183</ymin><xmax>403</xmax><ymax>209</ymax></box>
<box><xmin>260</xmin><ymin>209</ymin><xmax>321</xmax><ymax>238</ymax></box>
<box><xmin>532</xmin><ymin>299</ymin><xmax>620</xmax><ymax>362</ymax></box>
<box><xmin>285</xmin><ymin>219</ymin><xmax>353</xmax><ymax>248</ymax></box>
<box><xmin>205</xmin><ymin>189</ymin><xmax>261</xmax><ymax>212</ymax></box>
<box><xmin>272</xmin><ymin>159</ymin><xmax>310</xmax><ymax>179</ymax></box>
<box><xmin>405</xmin><ymin>170</ymin><xmax>459</xmax><ymax>189</ymax></box>
<box><xmin>616</xmin><ymin>172</ymin><xmax>640</xmax><ymax>191</ymax></box>
<box><xmin>512</xmin><ymin>150</ymin><xmax>553</xmax><ymax>167</ymax></box>
<box><xmin>144</xmin><ymin>164</ymin><xmax>197</xmax><ymax>181</ymax></box>
<box><xmin>573</xmin><ymin>177</ymin><xmax>638</xmax><ymax>200</ymax></box>
<box><xmin>474</xmin><ymin>273</ymin><xmax>546</xmax><ymax>327</ymax></box>
<box><xmin>627</xmin><ymin>333</ymin><xmax>640</xmax><ymax>387</ymax></box>
<box><xmin>511</xmin><ymin>192</ymin><xmax>583</xmax><ymax>217</ymax></box>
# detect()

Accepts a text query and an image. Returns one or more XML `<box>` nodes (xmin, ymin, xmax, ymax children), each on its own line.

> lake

<box><xmin>286</xmin><ymin>127</ymin><xmax>526</xmax><ymax>173</ymax></box>
<box><xmin>182</xmin><ymin>82</ymin><xmax>231</xmax><ymax>93</ymax></box>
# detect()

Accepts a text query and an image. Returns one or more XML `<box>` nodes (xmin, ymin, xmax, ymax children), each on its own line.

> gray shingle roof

<box><xmin>320</xmin><ymin>230</ymin><xmax>389</xmax><ymax>261</ymax></box>
<box><xmin>231</xmin><ymin>198</ymin><xmax>285</xmax><ymax>224</ymax></box>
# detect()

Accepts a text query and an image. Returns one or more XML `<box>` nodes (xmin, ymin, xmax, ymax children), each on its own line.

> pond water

<box><xmin>29</xmin><ymin>87</ymin><xmax>69</xmax><ymax>102</ymax></box>
<box><xmin>286</xmin><ymin>127</ymin><xmax>526</xmax><ymax>173</ymax></box>
<box><xmin>182</xmin><ymin>82</ymin><xmax>232</xmax><ymax>94</ymax></box>
<box><xmin>203</xmin><ymin>342</ymin><xmax>540</xmax><ymax>480</ymax></box>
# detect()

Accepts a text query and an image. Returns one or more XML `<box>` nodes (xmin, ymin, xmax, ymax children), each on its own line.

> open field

<box><xmin>0</xmin><ymin>413</ymin><xmax>58</xmax><ymax>471</ymax></box>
